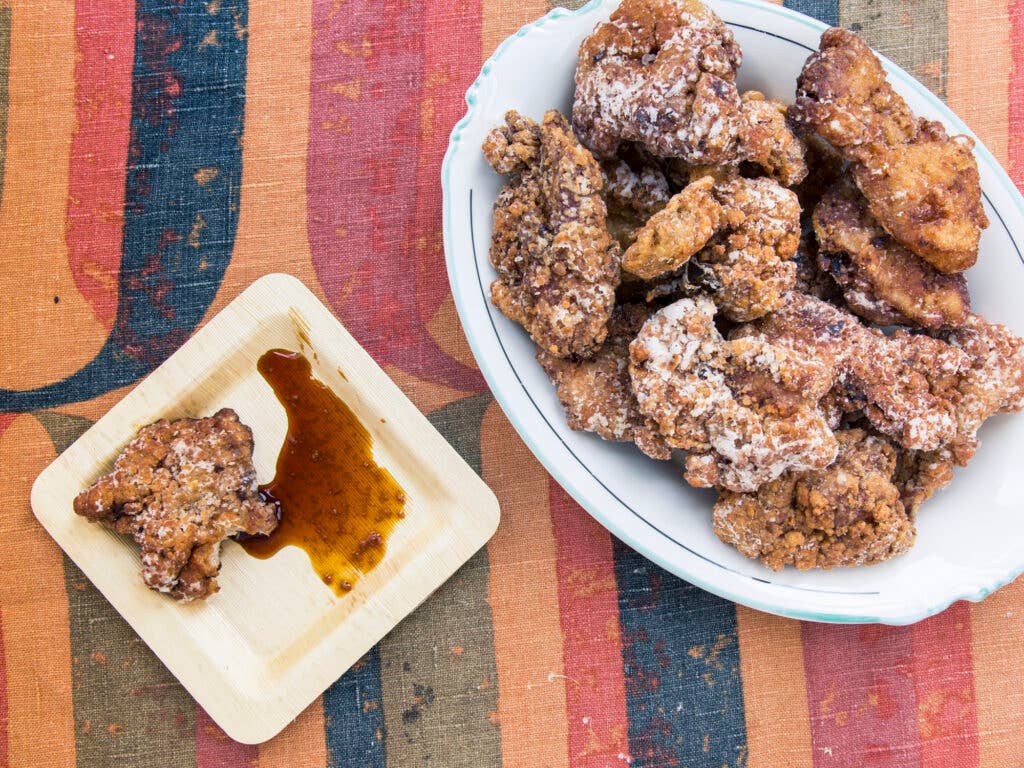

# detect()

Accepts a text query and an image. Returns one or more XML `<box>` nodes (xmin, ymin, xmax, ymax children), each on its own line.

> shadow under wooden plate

<box><xmin>30</xmin><ymin>273</ymin><xmax>500</xmax><ymax>744</ymax></box>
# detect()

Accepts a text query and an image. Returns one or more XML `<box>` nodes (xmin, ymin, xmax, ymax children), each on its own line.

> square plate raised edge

<box><xmin>29</xmin><ymin>272</ymin><xmax>501</xmax><ymax>743</ymax></box>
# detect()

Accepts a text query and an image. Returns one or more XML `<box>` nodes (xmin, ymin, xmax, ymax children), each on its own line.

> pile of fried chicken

<box><xmin>482</xmin><ymin>0</ymin><xmax>1024</xmax><ymax>571</ymax></box>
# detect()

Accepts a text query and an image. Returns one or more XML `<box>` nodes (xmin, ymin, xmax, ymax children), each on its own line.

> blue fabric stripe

<box><xmin>0</xmin><ymin>0</ymin><xmax>248</xmax><ymax>412</ymax></box>
<box><xmin>613</xmin><ymin>539</ymin><xmax>748</xmax><ymax>768</ymax></box>
<box><xmin>324</xmin><ymin>646</ymin><xmax>386</xmax><ymax>768</ymax></box>
<box><xmin>784</xmin><ymin>0</ymin><xmax>839</xmax><ymax>28</ymax></box>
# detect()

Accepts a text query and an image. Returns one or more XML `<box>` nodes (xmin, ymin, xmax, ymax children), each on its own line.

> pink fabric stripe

<box><xmin>66</xmin><ymin>0</ymin><xmax>135</xmax><ymax>327</ymax></box>
<box><xmin>195</xmin><ymin>706</ymin><xmax>257</xmax><ymax>768</ymax></box>
<box><xmin>1010</xmin><ymin>0</ymin><xmax>1024</xmax><ymax>187</ymax></box>
<box><xmin>803</xmin><ymin>623</ymin><xmax>921</xmax><ymax>766</ymax></box>
<box><xmin>911</xmin><ymin>603</ymin><xmax>979</xmax><ymax>767</ymax></box>
<box><xmin>550</xmin><ymin>482</ymin><xmax>631</xmax><ymax>767</ymax></box>
<box><xmin>306</xmin><ymin>0</ymin><xmax>483</xmax><ymax>392</ymax></box>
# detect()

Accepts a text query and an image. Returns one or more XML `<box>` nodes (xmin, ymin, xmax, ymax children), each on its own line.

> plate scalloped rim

<box><xmin>441</xmin><ymin>0</ymin><xmax>1024</xmax><ymax>624</ymax></box>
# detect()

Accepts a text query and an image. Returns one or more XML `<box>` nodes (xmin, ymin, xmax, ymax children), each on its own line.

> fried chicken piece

<box><xmin>738</xmin><ymin>91</ymin><xmax>808</xmax><ymax>187</ymax></box>
<box><xmin>889</xmin><ymin>315</ymin><xmax>1024</xmax><ymax>509</ymax></box>
<box><xmin>713</xmin><ymin>428</ymin><xmax>915</xmax><ymax>570</ymax></box>
<box><xmin>813</xmin><ymin>179</ymin><xmax>970</xmax><ymax>329</ymax></box>
<box><xmin>481</xmin><ymin>109</ymin><xmax>539</xmax><ymax>174</ymax></box>
<box><xmin>539</xmin><ymin>304</ymin><xmax>672</xmax><ymax>459</ymax></box>
<box><xmin>573</xmin><ymin>0</ymin><xmax>744</xmax><ymax>164</ymax></box>
<box><xmin>750</xmin><ymin>292</ymin><xmax>970</xmax><ymax>450</ymax></box>
<box><xmin>629</xmin><ymin>297</ymin><xmax>837</xmax><ymax>492</ymax></box>
<box><xmin>73</xmin><ymin>409</ymin><xmax>278</xmax><ymax>601</ymax></box>
<box><xmin>697</xmin><ymin>177</ymin><xmax>801</xmax><ymax>321</ymax></box>
<box><xmin>942</xmin><ymin>313</ymin><xmax>1024</xmax><ymax>461</ymax></box>
<box><xmin>792</xmin><ymin>28</ymin><xmax>987</xmax><ymax>273</ymax></box>
<box><xmin>622</xmin><ymin>176</ymin><xmax>721</xmax><ymax>279</ymax></box>
<box><xmin>484</xmin><ymin>110</ymin><xmax>620</xmax><ymax>358</ymax></box>
<box><xmin>851</xmin><ymin>125</ymin><xmax>987</xmax><ymax>274</ymax></box>
<box><xmin>623</xmin><ymin>176</ymin><xmax>800</xmax><ymax>320</ymax></box>
<box><xmin>601</xmin><ymin>153</ymin><xmax>673</xmax><ymax>249</ymax></box>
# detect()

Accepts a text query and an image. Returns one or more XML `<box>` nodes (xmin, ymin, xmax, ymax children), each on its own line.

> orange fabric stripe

<box><xmin>971</xmin><ymin>578</ymin><xmax>1024</xmax><ymax>766</ymax></box>
<box><xmin>0</xmin><ymin>0</ymin><xmax>107</xmax><ymax>390</ymax></box>
<box><xmin>0</xmin><ymin>415</ymin><xmax>76</xmax><ymax>767</ymax></box>
<box><xmin>946</xmin><ymin>0</ymin><xmax>1010</xmax><ymax>163</ymax></box>
<box><xmin>199</xmin><ymin>0</ymin><xmax>328</xmax><ymax>326</ymax></box>
<box><xmin>258</xmin><ymin>701</ymin><xmax>326</xmax><ymax>768</ymax></box>
<box><xmin>482</xmin><ymin>403</ymin><xmax>570</xmax><ymax>768</ymax></box>
<box><xmin>735</xmin><ymin>606</ymin><xmax>813</xmax><ymax>768</ymax></box>
<box><xmin>481</xmin><ymin>0</ymin><xmax>550</xmax><ymax>59</ymax></box>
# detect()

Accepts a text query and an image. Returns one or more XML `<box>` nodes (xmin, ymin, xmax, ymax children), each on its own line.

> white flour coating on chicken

<box><xmin>73</xmin><ymin>409</ymin><xmax>279</xmax><ymax>601</ymax></box>
<box><xmin>483</xmin><ymin>109</ymin><xmax>621</xmax><ymax>358</ymax></box>
<box><xmin>573</xmin><ymin>0</ymin><xmax>744</xmax><ymax>164</ymax></box>
<box><xmin>749</xmin><ymin>292</ymin><xmax>970</xmax><ymax>450</ymax></box>
<box><xmin>628</xmin><ymin>296</ymin><xmax>838</xmax><ymax>491</ymax></box>
<box><xmin>942</xmin><ymin>313</ymin><xmax>1024</xmax><ymax>462</ymax></box>
<box><xmin>714</xmin><ymin>428</ymin><xmax>915</xmax><ymax>570</ymax></box>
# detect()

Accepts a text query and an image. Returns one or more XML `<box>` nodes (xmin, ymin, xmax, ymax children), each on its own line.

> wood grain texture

<box><xmin>29</xmin><ymin>274</ymin><xmax>499</xmax><ymax>743</ymax></box>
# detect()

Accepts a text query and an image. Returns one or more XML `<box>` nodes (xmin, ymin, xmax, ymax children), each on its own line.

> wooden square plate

<box><xmin>30</xmin><ymin>273</ymin><xmax>500</xmax><ymax>743</ymax></box>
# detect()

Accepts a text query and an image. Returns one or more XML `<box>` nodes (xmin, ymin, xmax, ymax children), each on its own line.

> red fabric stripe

<box><xmin>306</xmin><ymin>0</ymin><xmax>484</xmax><ymax>392</ymax></box>
<box><xmin>196</xmin><ymin>706</ymin><xmax>257</xmax><ymax>768</ymax></box>
<box><xmin>1011</xmin><ymin>0</ymin><xmax>1024</xmax><ymax>187</ymax></box>
<box><xmin>911</xmin><ymin>603</ymin><xmax>979</xmax><ymax>767</ymax></box>
<box><xmin>550</xmin><ymin>482</ymin><xmax>631</xmax><ymax>767</ymax></box>
<box><xmin>803</xmin><ymin>623</ymin><xmax>921</xmax><ymax>767</ymax></box>
<box><xmin>412</xmin><ymin>0</ymin><xmax>481</xmax><ymax>331</ymax></box>
<box><xmin>66</xmin><ymin>0</ymin><xmax>135</xmax><ymax>327</ymax></box>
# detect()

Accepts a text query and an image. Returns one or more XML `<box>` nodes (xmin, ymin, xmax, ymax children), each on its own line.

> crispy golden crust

<box><xmin>482</xmin><ymin>109</ymin><xmax>540</xmax><ymax>174</ymax></box>
<box><xmin>622</xmin><ymin>176</ymin><xmax>800</xmax><ymax>320</ymax></box>
<box><xmin>622</xmin><ymin>176</ymin><xmax>721</xmax><ymax>280</ymax></box>
<box><xmin>485</xmin><ymin>110</ymin><xmax>621</xmax><ymax>358</ymax></box>
<box><xmin>851</xmin><ymin>125</ymin><xmax>987</xmax><ymax>274</ymax></box>
<box><xmin>573</xmin><ymin>0</ymin><xmax>743</xmax><ymax>164</ymax></box>
<box><xmin>792</xmin><ymin>29</ymin><xmax>917</xmax><ymax>156</ymax></box>
<box><xmin>73</xmin><ymin>409</ymin><xmax>278</xmax><ymax>601</ymax></box>
<box><xmin>629</xmin><ymin>297</ymin><xmax>837</xmax><ymax>492</ymax></box>
<box><xmin>942</xmin><ymin>313</ymin><xmax>1024</xmax><ymax>462</ymax></box>
<box><xmin>751</xmin><ymin>292</ymin><xmax>970</xmax><ymax>450</ymax></box>
<box><xmin>539</xmin><ymin>304</ymin><xmax>672</xmax><ymax>459</ymax></box>
<box><xmin>813</xmin><ymin>180</ymin><xmax>970</xmax><ymax>329</ymax></box>
<box><xmin>738</xmin><ymin>91</ymin><xmax>808</xmax><ymax>187</ymax></box>
<box><xmin>697</xmin><ymin>177</ymin><xmax>801</xmax><ymax>321</ymax></box>
<box><xmin>792</xmin><ymin>28</ymin><xmax>987</xmax><ymax>273</ymax></box>
<box><xmin>713</xmin><ymin>428</ymin><xmax>915</xmax><ymax>570</ymax></box>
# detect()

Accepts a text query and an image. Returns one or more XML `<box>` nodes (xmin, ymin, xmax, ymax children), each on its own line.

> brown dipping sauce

<box><xmin>240</xmin><ymin>349</ymin><xmax>406</xmax><ymax>595</ymax></box>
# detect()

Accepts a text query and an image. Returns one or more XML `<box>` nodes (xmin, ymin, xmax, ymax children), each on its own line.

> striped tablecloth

<box><xmin>1</xmin><ymin>1</ymin><xmax>1022</xmax><ymax>766</ymax></box>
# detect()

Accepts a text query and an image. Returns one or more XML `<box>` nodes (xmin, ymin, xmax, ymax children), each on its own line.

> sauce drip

<box><xmin>241</xmin><ymin>349</ymin><xmax>406</xmax><ymax>595</ymax></box>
